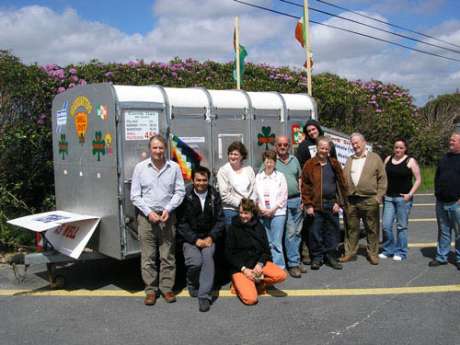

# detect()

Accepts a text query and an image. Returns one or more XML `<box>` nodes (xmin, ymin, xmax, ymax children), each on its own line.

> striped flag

<box><xmin>295</xmin><ymin>17</ymin><xmax>314</xmax><ymax>67</ymax></box>
<box><xmin>295</xmin><ymin>17</ymin><xmax>307</xmax><ymax>47</ymax></box>
<box><xmin>171</xmin><ymin>135</ymin><xmax>202</xmax><ymax>181</ymax></box>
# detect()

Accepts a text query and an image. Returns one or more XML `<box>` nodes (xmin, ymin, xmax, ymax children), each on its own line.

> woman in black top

<box><xmin>226</xmin><ymin>198</ymin><xmax>287</xmax><ymax>305</ymax></box>
<box><xmin>380</xmin><ymin>139</ymin><xmax>422</xmax><ymax>261</ymax></box>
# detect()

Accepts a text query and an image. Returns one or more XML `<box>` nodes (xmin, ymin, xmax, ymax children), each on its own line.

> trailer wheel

<box><xmin>46</xmin><ymin>263</ymin><xmax>65</xmax><ymax>289</ymax></box>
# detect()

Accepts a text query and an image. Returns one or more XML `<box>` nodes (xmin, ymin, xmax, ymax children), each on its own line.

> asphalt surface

<box><xmin>1</xmin><ymin>194</ymin><xmax>459</xmax><ymax>345</ymax></box>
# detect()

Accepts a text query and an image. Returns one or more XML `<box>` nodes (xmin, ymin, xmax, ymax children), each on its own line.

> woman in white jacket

<box><xmin>217</xmin><ymin>141</ymin><xmax>256</xmax><ymax>226</ymax></box>
<box><xmin>255</xmin><ymin>150</ymin><xmax>288</xmax><ymax>269</ymax></box>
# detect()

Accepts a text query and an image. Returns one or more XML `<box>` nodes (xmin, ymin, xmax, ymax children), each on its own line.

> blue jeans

<box><xmin>308</xmin><ymin>201</ymin><xmax>340</xmax><ymax>262</ymax></box>
<box><xmin>261</xmin><ymin>215</ymin><xmax>286</xmax><ymax>269</ymax></box>
<box><xmin>435</xmin><ymin>200</ymin><xmax>460</xmax><ymax>263</ymax></box>
<box><xmin>284</xmin><ymin>196</ymin><xmax>303</xmax><ymax>268</ymax></box>
<box><xmin>382</xmin><ymin>196</ymin><xmax>413</xmax><ymax>259</ymax></box>
<box><xmin>223</xmin><ymin>209</ymin><xmax>239</xmax><ymax>226</ymax></box>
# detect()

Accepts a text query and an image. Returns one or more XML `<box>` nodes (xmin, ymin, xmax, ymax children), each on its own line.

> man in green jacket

<box><xmin>340</xmin><ymin>133</ymin><xmax>387</xmax><ymax>265</ymax></box>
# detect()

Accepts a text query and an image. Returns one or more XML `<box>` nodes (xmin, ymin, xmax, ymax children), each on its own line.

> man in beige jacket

<box><xmin>340</xmin><ymin>133</ymin><xmax>387</xmax><ymax>265</ymax></box>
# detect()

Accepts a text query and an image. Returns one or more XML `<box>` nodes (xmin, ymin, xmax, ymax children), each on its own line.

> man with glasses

<box><xmin>275</xmin><ymin>136</ymin><xmax>304</xmax><ymax>278</ymax></box>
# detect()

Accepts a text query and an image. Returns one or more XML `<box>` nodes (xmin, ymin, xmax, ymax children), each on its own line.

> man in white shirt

<box><xmin>131</xmin><ymin>135</ymin><xmax>185</xmax><ymax>305</ymax></box>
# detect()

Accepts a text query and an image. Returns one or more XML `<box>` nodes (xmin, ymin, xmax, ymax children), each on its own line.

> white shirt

<box><xmin>350</xmin><ymin>151</ymin><xmax>368</xmax><ymax>186</ymax></box>
<box><xmin>255</xmin><ymin>170</ymin><xmax>288</xmax><ymax>216</ymax></box>
<box><xmin>194</xmin><ymin>189</ymin><xmax>208</xmax><ymax>212</ymax></box>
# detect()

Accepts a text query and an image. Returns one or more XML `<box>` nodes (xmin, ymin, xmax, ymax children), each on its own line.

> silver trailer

<box><xmin>20</xmin><ymin>83</ymin><xmax>319</xmax><ymax>286</ymax></box>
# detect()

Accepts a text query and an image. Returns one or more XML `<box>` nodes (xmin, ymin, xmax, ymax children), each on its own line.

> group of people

<box><xmin>130</xmin><ymin>123</ymin><xmax>460</xmax><ymax>312</ymax></box>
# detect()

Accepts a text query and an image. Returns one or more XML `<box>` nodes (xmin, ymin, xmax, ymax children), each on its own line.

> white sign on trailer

<box><xmin>7</xmin><ymin>211</ymin><xmax>100</xmax><ymax>259</ymax></box>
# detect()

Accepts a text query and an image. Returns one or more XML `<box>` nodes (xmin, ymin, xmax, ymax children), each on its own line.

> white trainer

<box><xmin>393</xmin><ymin>255</ymin><xmax>403</xmax><ymax>261</ymax></box>
<box><xmin>378</xmin><ymin>253</ymin><xmax>389</xmax><ymax>259</ymax></box>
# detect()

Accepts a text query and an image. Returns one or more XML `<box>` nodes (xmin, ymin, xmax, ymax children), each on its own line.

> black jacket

<box><xmin>296</xmin><ymin>119</ymin><xmax>337</xmax><ymax>169</ymax></box>
<box><xmin>435</xmin><ymin>152</ymin><xmax>460</xmax><ymax>203</ymax></box>
<box><xmin>176</xmin><ymin>184</ymin><xmax>225</xmax><ymax>244</ymax></box>
<box><xmin>225</xmin><ymin>217</ymin><xmax>272</xmax><ymax>274</ymax></box>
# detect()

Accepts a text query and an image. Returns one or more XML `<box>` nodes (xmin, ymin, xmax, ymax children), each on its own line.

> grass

<box><xmin>419</xmin><ymin>166</ymin><xmax>435</xmax><ymax>193</ymax></box>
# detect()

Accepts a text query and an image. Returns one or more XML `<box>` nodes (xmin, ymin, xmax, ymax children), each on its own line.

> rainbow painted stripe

<box><xmin>171</xmin><ymin>135</ymin><xmax>202</xmax><ymax>181</ymax></box>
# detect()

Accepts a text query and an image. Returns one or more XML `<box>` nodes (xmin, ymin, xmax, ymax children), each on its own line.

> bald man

<box><xmin>274</xmin><ymin>136</ymin><xmax>304</xmax><ymax>278</ymax></box>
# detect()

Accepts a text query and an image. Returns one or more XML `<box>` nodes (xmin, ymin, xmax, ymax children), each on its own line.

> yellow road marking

<box><xmin>409</xmin><ymin>218</ymin><xmax>436</xmax><ymax>222</ymax></box>
<box><xmin>1</xmin><ymin>285</ymin><xmax>459</xmax><ymax>298</ymax></box>
<box><xmin>408</xmin><ymin>242</ymin><xmax>454</xmax><ymax>248</ymax></box>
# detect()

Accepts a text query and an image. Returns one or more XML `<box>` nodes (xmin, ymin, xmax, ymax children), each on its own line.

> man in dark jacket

<box><xmin>177</xmin><ymin>166</ymin><xmax>225</xmax><ymax>312</ymax></box>
<box><xmin>301</xmin><ymin>137</ymin><xmax>348</xmax><ymax>270</ymax></box>
<box><xmin>429</xmin><ymin>131</ymin><xmax>460</xmax><ymax>270</ymax></box>
<box><xmin>295</xmin><ymin>119</ymin><xmax>337</xmax><ymax>267</ymax></box>
<box><xmin>296</xmin><ymin>119</ymin><xmax>337</xmax><ymax>169</ymax></box>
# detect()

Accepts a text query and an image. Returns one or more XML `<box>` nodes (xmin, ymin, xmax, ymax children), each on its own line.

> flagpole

<box><xmin>235</xmin><ymin>16</ymin><xmax>241</xmax><ymax>90</ymax></box>
<box><xmin>303</xmin><ymin>0</ymin><xmax>312</xmax><ymax>97</ymax></box>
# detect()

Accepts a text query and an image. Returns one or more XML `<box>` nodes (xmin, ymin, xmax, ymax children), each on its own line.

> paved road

<box><xmin>1</xmin><ymin>194</ymin><xmax>459</xmax><ymax>345</ymax></box>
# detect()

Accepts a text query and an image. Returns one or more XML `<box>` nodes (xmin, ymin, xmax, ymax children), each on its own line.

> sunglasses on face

<box><xmin>277</xmin><ymin>143</ymin><xmax>289</xmax><ymax>147</ymax></box>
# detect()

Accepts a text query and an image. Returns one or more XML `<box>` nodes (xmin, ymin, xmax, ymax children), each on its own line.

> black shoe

<box><xmin>326</xmin><ymin>253</ymin><xmax>343</xmax><ymax>270</ymax></box>
<box><xmin>299</xmin><ymin>263</ymin><xmax>308</xmax><ymax>274</ymax></box>
<box><xmin>456</xmin><ymin>262</ymin><xmax>460</xmax><ymax>271</ymax></box>
<box><xmin>311</xmin><ymin>261</ymin><xmax>323</xmax><ymax>270</ymax></box>
<box><xmin>428</xmin><ymin>260</ymin><xmax>447</xmax><ymax>267</ymax></box>
<box><xmin>187</xmin><ymin>286</ymin><xmax>198</xmax><ymax>298</ymax></box>
<box><xmin>198</xmin><ymin>298</ymin><xmax>210</xmax><ymax>312</ymax></box>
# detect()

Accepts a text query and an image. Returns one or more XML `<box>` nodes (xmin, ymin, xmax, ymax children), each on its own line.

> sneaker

<box><xmin>288</xmin><ymin>266</ymin><xmax>301</xmax><ymax>278</ymax></box>
<box><xmin>378</xmin><ymin>253</ymin><xmax>389</xmax><ymax>259</ymax></box>
<box><xmin>428</xmin><ymin>260</ymin><xmax>447</xmax><ymax>267</ymax></box>
<box><xmin>393</xmin><ymin>255</ymin><xmax>402</xmax><ymax>261</ymax></box>
<box><xmin>198</xmin><ymin>298</ymin><xmax>210</xmax><ymax>312</ymax></box>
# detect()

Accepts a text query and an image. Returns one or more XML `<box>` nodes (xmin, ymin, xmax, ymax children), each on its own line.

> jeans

<box><xmin>435</xmin><ymin>200</ymin><xmax>460</xmax><ymax>263</ymax></box>
<box><xmin>284</xmin><ymin>196</ymin><xmax>303</xmax><ymax>268</ymax></box>
<box><xmin>382</xmin><ymin>196</ymin><xmax>413</xmax><ymax>259</ymax></box>
<box><xmin>261</xmin><ymin>215</ymin><xmax>286</xmax><ymax>269</ymax></box>
<box><xmin>223</xmin><ymin>209</ymin><xmax>239</xmax><ymax>226</ymax></box>
<box><xmin>308</xmin><ymin>200</ymin><xmax>340</xmax><ymax>262</ymax></box>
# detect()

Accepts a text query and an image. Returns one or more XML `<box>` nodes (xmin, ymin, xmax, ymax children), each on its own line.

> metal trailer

<box><xmin>25</xmin><ymin>83</ymin><xmax>318</xmax><ymax>286</ymax></box>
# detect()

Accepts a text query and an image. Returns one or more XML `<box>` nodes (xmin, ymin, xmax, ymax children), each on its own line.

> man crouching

<box><xmin>177</xmin><ymin>166</ymin><xmax>225</xmax><ymax>312</ymax></box>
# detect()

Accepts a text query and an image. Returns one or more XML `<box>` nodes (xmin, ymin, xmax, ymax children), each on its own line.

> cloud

<box><xmin>0</xmin><ymin>2</ymin><xmax>458</xmax><ymax>105</ymax></box>
<box><xmin>0</xmin><ymin>5</ymin><xmax>151</xmax><ymax>64</ymax></box>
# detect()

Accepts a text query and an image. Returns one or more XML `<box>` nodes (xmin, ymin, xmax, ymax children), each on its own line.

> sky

<box><xmin>1</xmin><ymin>0</ymin><xmax>460</xmax><ymax>106</ymax></box>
